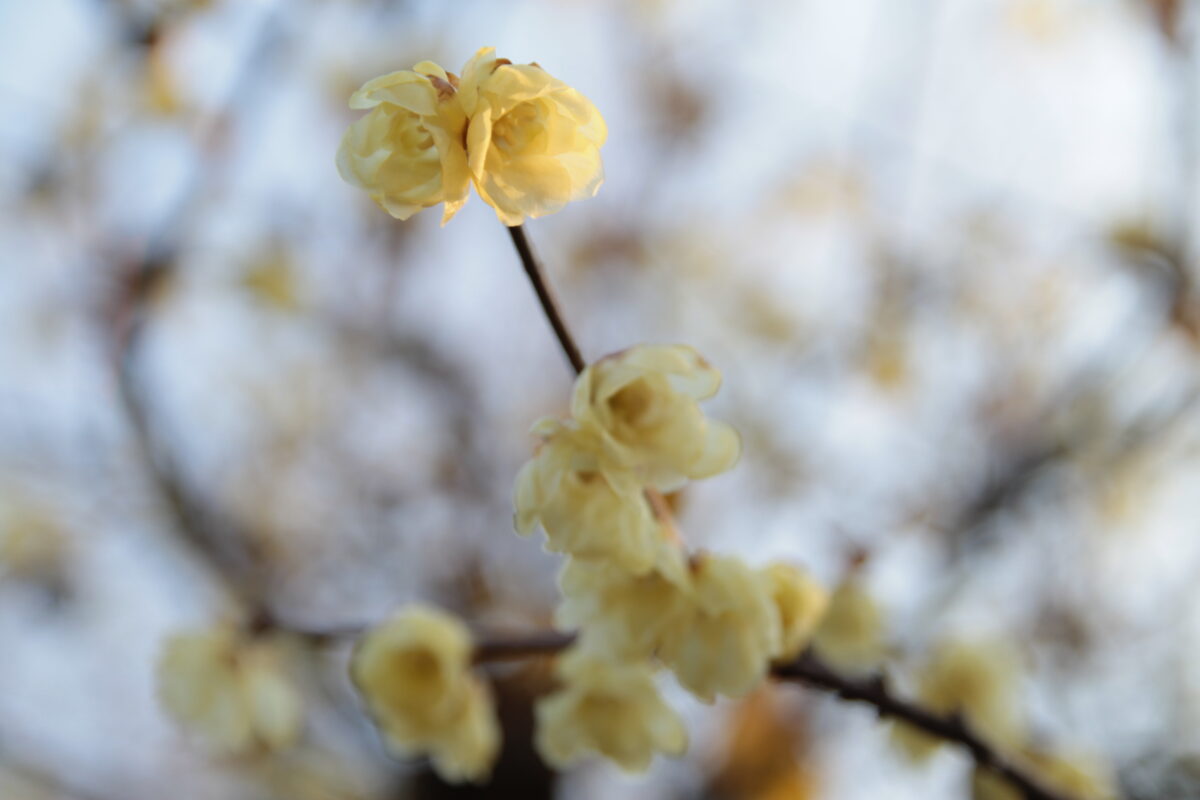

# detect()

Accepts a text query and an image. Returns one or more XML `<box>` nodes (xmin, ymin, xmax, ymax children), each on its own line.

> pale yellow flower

<box><xmin>337</xmin><ymin>62</ymin><xmax>470</xmax><ymax>223</ymax></box>
<box><xmin>811</xmin><ymin>576</ymin><xmax>885</xmax><ymax>673</ymax></box>
<box><xmin>514</xmin><ymin>420</ymin><xmax>660</xmax><ymax>574</ymax></box>
<box><xmin>157</xmin><ymin>627</ymin><xmax>304</xmax><ymax>754</ymax></box>
<box><xmin>535</xmin><ymin>647</ymin><xmax>687</xmax><ymax>772</ymax></box>
<box><xmin>571</xmin><ymin>345</ymin><xmax>741</xmax><ymax>492</ymax></box>
<box><xmin>659</xmin><ymin>553</ymin><xmax>782</xmax><ymax>702</ymax></box>
<box><xmin>892</xmin><ymin>638</ymin><xmax>1023</xmax><ymax>761</ymax></box>
<box><xmin>555</xmin><ymin>541</ymin><xmax>691</xmax><ymax>658</ymax></box>
<box><xmin>763</xmin><ymin>562</ymin><xmax>829</xmax><ymax>662</ymax></box>
<box><xmin>351</xmin><ymin>606</ymin><xmax>499</xmax><ymax>783</ymax></box>
<box><xmin>457</xmin><ymin>47</ymin><xmax>607</xmax><ymax>225</ymax></box>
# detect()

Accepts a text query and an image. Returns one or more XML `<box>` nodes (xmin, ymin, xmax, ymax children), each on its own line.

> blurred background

<box><xmin>2</xmin><ymin>0</ymin><xmax>1200</xmax><ymax>797</ymax></box>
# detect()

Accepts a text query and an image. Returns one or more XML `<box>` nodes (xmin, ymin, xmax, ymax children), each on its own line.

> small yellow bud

<box><xmin>535</xmin><ymin>647</ymin><xmax>686</xmax><ymax>772</ymax></box>
<box><xmin>892</xmin><ymin>638</ymin><xmax>1023</xmax><ymax>762</ymax></box>
<box><xmin>337</xmin><ymin>62</ymin><xmax>471</xmax><ymax>224</ymax></box>
<box><xmin>811</xmin><ymin>577</ymin><xmax>885</xmax><ymax>673</ymax></box>
<box><xmin>972</xmin><ymin>750</ymin><xmax>1117</xmax><ymax>800</ymax></box>
<box><xmin>157</xmin><ymin>627</ymin><xmax>304</xmax><ymax>754</ymax></box>
<box><xmin>762</xmin><ymin>563</ymin><xmax>829</xmax><ymax>662</ymax></box>
<box><xmin>571</xmin><ymin>345</ymin><xmax>741</xmax><ymax>492</ymax></box>
<box><xmin>457</xmin><ymin>47</ymin><xmax>607</xmax><ymax>225</ymax></box>
<box><xmin>351</xmin><ymin>607</ymin><xmax>500</xmax><ymax>784</ymax></box>
<box><xmin>514</xmin><ymin>422</ymin><xmax>661</xmax><ymax>575</ymax></box>
<box><xmin>659</xmin><ymin>554</ymin><xmax>782</xmax><ymax>702</ymax></box>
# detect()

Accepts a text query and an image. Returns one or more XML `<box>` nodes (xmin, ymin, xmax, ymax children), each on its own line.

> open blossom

<box><xmin>457</xmin><ymin>47</ymin><xmax>607</xmax><ymax>225</ymax></box>
<box><xmin>514</xmin><ymin>420</ymin><xmax>661</xmax><ymax>574</ymax></box>
<box><xmin>555</xmin><ymin>540</ymin><xmax>691</xmax><ymax>658</ymax></box>
<box><xmin>762</xmin><ymin>562</ymin><xmax>829</xmax><ymax>662</ymax></box>
<box><xmin>893</xmin><ymin>638</ymin><xmax>1024</xmax><ymax>761</ymax></box>
<box><xmin>351</xmin><ymin>607</ymin><xmax>499</xmax><ymax>783</ymax></box>
<box><xmin>535</xmin><ymin>647</ymin><xmax>686</xmax><ymax>772</ymax></box>
<box><xmin>659</xmin><ymin>554</ymin><xmax>783</xmax><ymax>702</ymax></box>
<box><xmin>571</xmin><ymin>345</ymin><xmax>741</xmax><ymax>492</ymax></box>
<box><xmin>157</xmin><ymin>626</ymin><xmax>304</xmax><ymax>754</ymax></box>
<box><xmin>336</xmin><ymin>62</ymin><xmax>470</xmax><ymax>223</ymax></box>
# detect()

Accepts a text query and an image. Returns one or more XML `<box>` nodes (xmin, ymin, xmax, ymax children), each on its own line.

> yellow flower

<box><xmin>514</xmin><ymin>420</ymin><xmax>660</xmax><ymax>574</ymax></box>
<box><xmin>336</xmin><ymin>62</ymin><xmax>470</xmax><ymax>223</ymax></box>
<box><xmin>535</xmin><ymin>647</ymin><xmax>687</xmax><ymax>772</ymax></box>
<box><xmin>892</xmin><ymin>638</ymin><xmax>1023</xmax><ymax>762</ymax></box>
<box><xmin>659</xmin><ymin>553</ymin><xmax>782</xmax><ymax>702</ymax></box>
<box><xmin>811</xmin><ymin>576</ymin><xmax>885</xmax><ymax>673</ymax></box>
<box><xmin>571</xmin><ymin>345</ymin><xmax>741</xmax><ymax>492</ymax></box>
<box><xmin>157</xmin><ymin>627</ymin><xmax>304</xmax><ymax>754</ymax></box>
<box><xmin>763</xmin><ymin>563</ymin><xmax>829</xmax><ymax>662</ymax></box>
<box><xmin>555</xmin><ymin>541</ymin><xmax>691</xmax><ymax>658</ymax></box>
<box><xmin>351</xmin><ymin>607</ymin><xmax>500</xmax><ymax>783</ymax></box>
<box><xmin>457</xmin><ymin>47</ymin><xmax>607</xmax><ymax>225</ymax></box>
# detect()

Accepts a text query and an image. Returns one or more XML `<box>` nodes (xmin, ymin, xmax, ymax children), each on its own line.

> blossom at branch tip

<box><xmin>892</xmin><ymin>638</ymin><xmax>1024</xmax><ymax>762</ymax></box>
<box><xmin>458</xmin><ymin>47</ymin><xmax>607</xmax><ymax>225</ymax></box>
<box><xmin>570</xmin><ymin>344</ymin><xmax>741</xmax><ymax>492</ymax></box>
<box><xmin>658</xmin><ymin>553</ymin><xmax>783</xmax><ymax>702</ymax></box>
<box><xmin>763</xmin><ymin>562</ymin><xmax>830</xmax><ymax>662</ymax></box>
<box><xmin>157</xmin><ymin>626</ymin><xmax>304</xmax><ymax>755</ymax></box>
<box><xmin>514</xmin><ymin>419</ymin><xmax>662</xmax><ymax>574</ymax></box>
<box><xmin>336</xmin><ymin>62</ymin><xmax>470</xmax><ymax>224</ymax></box>
<box><xmin>350</xmin><ymin>607</ymin><xmax>500</xmax><ymax>784</ymax></box>
<box><xmin>535</xmin><ymin>647</ymin><xmax>687</xmax><ymax>772</ymax></box>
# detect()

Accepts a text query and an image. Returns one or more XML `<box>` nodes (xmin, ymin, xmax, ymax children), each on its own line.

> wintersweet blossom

<box><xmin>535</xmin><ymin>647</ymin><xmax>686</xmax><ymax>772</ymax></box>
<box><xmin>351</xmin><ymin>607</ymin><xmax>499</xmax><ymax>783</ymax></box>
<box><xmin>457</xmin><ymin>47</ymin><xmax>607</xmax><ymax>225</ymax></box>
<box><xmin>555</xmin><ymin>541</ymin><xmax>691</xmax><ymax>658</ymax></box>
<box><xmin>763</xmin><ymin>562</ymin><xmax>829</xmax><ymax>661</ymax></box>
<box><xmin>336</xmin><ymin>62</ymin><xmax>470</xmax><ymax>223</ymax></box>
<box><xmin>570</xmin><ymin>345</ymin><xmax>741</xmax><ymax>491</ymax></box>
<box><xmin>892</xmin><ymin>638</ymin><xmax>1024</xmax><ymax>761</ymax></box>
<box><xmin>811</xmin><ymin>576</ymin><xmax>885</xmax><ymax>673</ymax></box>
<box><xmin>513</xmin><ymin>420</ymin><xmax>660</xmax><ymax>574</ymax></box>
<box><xmin>157</xmin><ymin>626</ymin><xmax>304</xmax><ymax>754</ymax></box>
<box><xmin>658</xmin><ymin>553</ymin><xmax>783</xmax><ymax>702</ymax></box>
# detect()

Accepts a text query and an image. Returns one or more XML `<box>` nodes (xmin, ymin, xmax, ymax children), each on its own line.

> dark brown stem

<box><xmin>473</xmin><ymin>631</ymin><xmax>576</xmax><ymax>664</ymax></box>
<box><xmin>774</xmin><ymin>652</ymin><xmax>1078</xmax><ymax>800</ymax></box>
<box><xmin>506</xmin><ymin>224</ymin><xmax>587</xmax><ymax>375</ymax></box>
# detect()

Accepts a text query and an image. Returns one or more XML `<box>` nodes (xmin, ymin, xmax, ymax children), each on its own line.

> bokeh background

<box><xmin>2</xmin><ymin>0</ymin><xmax>1200</xmax><ymax>798</ymax></box>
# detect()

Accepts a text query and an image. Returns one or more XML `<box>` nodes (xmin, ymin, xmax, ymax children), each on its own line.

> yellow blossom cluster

<box><xmin>514</xmin><ymin>344</ymin><xmax>831</xmax><ymax>771</ymax></box>
<box><xmin>156</xmin><ymin>625</ymin><xmax>304</xmax><ymax>755</ymax></box>
<box><xmin>337</xmin><ymin>48</ymin><xmax>606</xmax><ymax>226</ymax></box>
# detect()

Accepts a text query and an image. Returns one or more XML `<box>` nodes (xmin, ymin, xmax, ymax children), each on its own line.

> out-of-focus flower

<box><xmin>659</xmin><ymin>553</ymin><xmax>782</xmax><ymax>702</ymax></box>
<box><xmin>972</xmin><ymin>750</ymin><xmax>1117</xmax><ymax>800</ymax></box>
<box><xmin>763</xmin><ymin>562</ymin><xmax>829</xmax><ymax>662</ymax></box>
<box><xmin>157</xmin><ymin>626</ymin><xmax>304</xmax><ymax>754</ymax></box>
<box><xmin>811</xmin><ymin>576</ymin><xmax>885</xmax><ymax>673</ymax></box>
<box><xmin>555</xmin><ymin>541</ymin><xmax>691</xmax><ymax>658</ymax></box>
<box><xmin>350</xmin><ymin>606</ymin><xmax>499</xmax><ymax>783</ymax></box>
<box><xmin>535</xmin><ymin>647</ymin><xmax>686</xmax><ymax>772</ymax></box>
<box><xmin>514</xmin><ymin>420</ymin><xmax>661</xmax><ymax>574</ymax></box>
<box><xmin>570</xmin><ymin>345</ymin><xmax>740</xmax><ymax>491</ymax></box>
<box><xmin>336</xmin><ymin>62</ymin><xmax>470</xmax><ymax>223</ymax></box>
<box><xmin>892</xmin><ymin>638</ymin><xmax>1023</xmax><ymax>761</ymax></box>
<box><xmin>457</xmin><ymin>47</ymin><xmax>607</xmax><ymax>225</ymax></box>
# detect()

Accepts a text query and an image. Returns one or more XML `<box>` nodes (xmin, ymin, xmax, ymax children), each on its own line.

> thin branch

<box><xmin>507</xmin><ymin>224</ymin><xmax>587</xmax><ymax>375</ymax></box>
<box><xmin>774</xmin><ymin>652</ymin><xmax>1074</xmax><ymax>800</ymax></box>
<box><xmin>474</xmin><ymin>631</ymin><xmax>576</xmax><ymax>664</ymax></box>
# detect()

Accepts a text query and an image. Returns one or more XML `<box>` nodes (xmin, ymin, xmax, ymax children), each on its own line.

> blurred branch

<box><xmin>464</xmin><ymin>629</ymin><xmax>1083</xmax><ymax>800</ymax></box>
